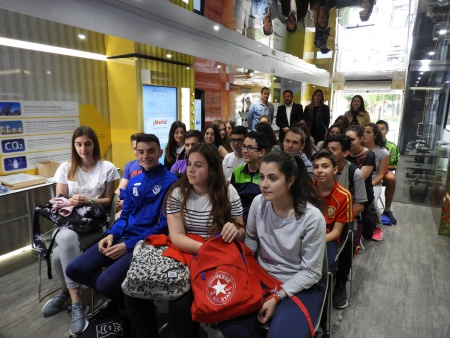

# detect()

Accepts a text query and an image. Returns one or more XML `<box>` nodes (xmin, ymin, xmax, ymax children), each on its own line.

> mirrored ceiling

<box><xmin>336</xmin><ymin>0</ymin><xmax>418</xmax><ymax>80</ymax></box>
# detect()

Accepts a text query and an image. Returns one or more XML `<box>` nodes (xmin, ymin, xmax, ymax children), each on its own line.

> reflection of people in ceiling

<box><xmin>251</xmin><ymin>0</ymin><xmax>284</xmax><ymax>35</ymax></box>
<box><xmin>279</xmin><ymin>0</ymin><xmax>314</xmax><ymax>32</ymax></box>
<box><xmin>313</xmin><ymin>0</ymin><xmax>335</xmax><ymax>54</ymax></box>
<box><xmin>359</xmin><ymin>0</ymin><xmax>374</xmax><ymax>21</ymax></box>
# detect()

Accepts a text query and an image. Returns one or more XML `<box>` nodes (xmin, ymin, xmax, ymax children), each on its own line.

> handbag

<box><xmin>121</xmin><ymin>239</ymin><xmax>190</xmax><ymax>301</ymax></box>
<box><xmin>32</xmin><ymin>196</ymin><xmax>109</xmax><ymax>279</ymax></box>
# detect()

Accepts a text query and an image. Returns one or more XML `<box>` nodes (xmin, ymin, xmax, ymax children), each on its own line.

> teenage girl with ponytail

<box><xmin>220</xmin><ymin>151</ymin><xmax>326</xmax><ymax>338</ymax></box>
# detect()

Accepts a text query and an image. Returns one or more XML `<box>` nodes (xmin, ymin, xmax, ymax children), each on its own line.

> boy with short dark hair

<box><xmin>66</xmin><ymin>134</ymin><xmax>178</xmax><ymax>309</ymax></box>
<box><xmin>376</xmin><ymin>120</ymin><xmax>398</xmax><ymax>224</ymax></box>
<box><xmin>231</xmin><ymin>131</ymin><xmax>268</xmax><ymax>223</ymax></box>
<box><xmin>171</xmin><ymin>129</ymin><xmax>203</xmax><ymax>177</ymax></box>
<box><xmin>283</xmin><ymin>127</ymin><xmax>313</xmax><ymax>176</ymax></box>
<box><xmin>222</xmin><ymin>126</ymin><xmax>248</xmax><ymax>181</ymax></box>
<box><xmin>311</xmin><ymin>149</ymin><xmax>353</xmax><ymax>269</ymax></box>
<box><xmin>324</xmin><ymin>134</ymin><xmax>368</xmax><ymax>309</ymax></box>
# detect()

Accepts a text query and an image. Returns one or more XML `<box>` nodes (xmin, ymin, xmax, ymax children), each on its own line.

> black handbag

<box><xmin>32</xmin><ymin>196</ymin><xmax>109</xmax><ymax>279</ymax></box>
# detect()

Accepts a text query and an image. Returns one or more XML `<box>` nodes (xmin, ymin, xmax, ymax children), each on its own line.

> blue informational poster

<box><xmin>142</xmin><ymin>85</ymin><xmax>178</xmax><ymax>164</ymax></box>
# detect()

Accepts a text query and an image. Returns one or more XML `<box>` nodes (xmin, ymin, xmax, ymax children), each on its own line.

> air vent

<box><xmin>345</xmin><ymin>80</ymin><xmax>392</xmax><ymax>90</ymax></box>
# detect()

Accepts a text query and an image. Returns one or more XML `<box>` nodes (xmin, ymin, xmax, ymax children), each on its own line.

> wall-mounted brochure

<box><xmin>0</xmin><ymin>100</ymin><xmax>79</xmax><ymax>175</ymax></box>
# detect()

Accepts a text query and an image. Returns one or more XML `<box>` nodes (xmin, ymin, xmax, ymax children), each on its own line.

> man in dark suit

<box><xmin>276</xmin><ymin>90</ymin><xmax>305</xmax><ymax>142</ymax></box>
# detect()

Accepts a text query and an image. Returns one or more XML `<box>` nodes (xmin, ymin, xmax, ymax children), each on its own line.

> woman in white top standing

<box><xmin>41</xmin><ymin>126</ymin><xmax>119</xmax><ymax>335</ymax></box>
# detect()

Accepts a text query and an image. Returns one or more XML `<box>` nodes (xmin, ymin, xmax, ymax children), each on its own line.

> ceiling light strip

<box><xmin>0</xmin><ymin>37</ymin><xmax>107</xmax><ymax>61</ymax></box>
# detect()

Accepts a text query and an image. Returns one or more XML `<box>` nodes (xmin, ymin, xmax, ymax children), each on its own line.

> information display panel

<box><xmin>142</xmin><ymin>85</ymin><xmax>178</xmax><ymax>164</ymax></box>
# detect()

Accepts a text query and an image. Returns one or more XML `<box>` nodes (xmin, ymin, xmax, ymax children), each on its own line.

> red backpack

<box><xmin>190</xmin><ymin>236</ymin><xmax>316</xmax><ymax>336</ymax></box>
<box><xmin>190</xmin><ymin>236</ymin><xmax>263</xmax><ymax>323</ymax></box>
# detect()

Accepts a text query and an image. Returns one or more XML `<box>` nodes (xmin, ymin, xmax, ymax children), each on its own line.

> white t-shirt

<box><xmin>166</xmin><ymin>185</ymin><xmax>243</xmax><ymax>238</ymax></box>
<box><xmin>222</xmin><ymin>152</ymin><xmax>246</xmax><ymax>181</ymax></box>
<box><xmin>54</xmin><ymin>161</ymin><xmax>120</xmax><ymax>199</ymax></box>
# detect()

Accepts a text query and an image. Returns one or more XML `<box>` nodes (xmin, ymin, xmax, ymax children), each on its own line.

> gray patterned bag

<box><xmin>122</xmin><ymin>240</ymin><xmax>190</xmax><ymax>301</ymax></box>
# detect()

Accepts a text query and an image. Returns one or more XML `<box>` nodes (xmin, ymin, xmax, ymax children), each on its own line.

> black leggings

<box><xmin>124</xmin><ymin>295</ymin><xmax>159</xmax><ymax>338</ymax></box>
<box><xmin>124</xmin><ymin>291</ymin><xmax>199</xmax><ymax>338</ymax></box>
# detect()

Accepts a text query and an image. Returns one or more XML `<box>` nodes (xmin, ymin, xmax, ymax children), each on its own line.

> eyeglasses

<box><xmin>230</xmin><ymin>138</ymin><xmax>244</xmax><ymax>143</ymax></box>
<box><xmin>241</xmin><ymin>145</ymin><xmax>260</xmax><ymax>152</ymax></box>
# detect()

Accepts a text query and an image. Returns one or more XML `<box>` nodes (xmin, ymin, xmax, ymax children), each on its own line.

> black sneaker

<box><xmin>333</xmin><ymin>284</ymin><xmax>348</xmax><ymax>309</ymax></box>
<box><xmin>383</xmin><ymin>211</ymin><xmax>397</xmax><ymax>225</ymax></box>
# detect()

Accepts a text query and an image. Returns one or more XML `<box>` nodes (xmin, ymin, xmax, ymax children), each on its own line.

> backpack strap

<box><xmin>253</xmin><ymin>261</ymin><xmax>316</xmax><ymax>336</ymax></box>
<box><xmin>291</xmin><ymin>296</ymin><xmax>315</xmax><ymax>337</ymax></box>
<box><xmin>44</xmin><ymin>227</ymin><xmax>61</xmax><ymax>280</ymax></box>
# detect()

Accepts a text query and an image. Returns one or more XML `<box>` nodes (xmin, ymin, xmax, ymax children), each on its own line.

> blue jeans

<box><xmin>219</xmin><ymin>283</ymin><xmax>324</xmax><ymax>338</ymax></box>
<box><xmin>327</xmin><ymin>240</ymin><xmax>338</xmax><ymax>272</ymax></box>
<box><xmin>66</xmin><ymin>239</ymin><xmax>132</xmax><ymax>303</ymax></box>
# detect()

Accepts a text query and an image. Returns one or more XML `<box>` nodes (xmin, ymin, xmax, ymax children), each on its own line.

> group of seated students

<box><xmin>41</xmin><ymin>114</ymin><xmax>398</xmax><ymax>337</ymax></box>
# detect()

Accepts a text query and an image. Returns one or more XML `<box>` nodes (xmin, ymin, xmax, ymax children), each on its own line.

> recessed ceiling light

<box><xmin>428</xmin><ymin>51</ymin><xmax>435</xmax><ymax>55</ymax></box>
<box><xmin>289</xmin><ymin>80</ymin><xmax>292</xmax><ymax>83</ymax></box>
<box><xmin>418</xmin><ymin>77</ymin><xmax>421</xmax><ymax>79</ymax></box>
<box><xmin>217</xmin><ymin>65</ymin><xmax>221</xmax><ymax>68</ymax></box>
<box><xmin>438</xmin><ymin>29</ymin><xmax>448</xmax><ymax>35</ymax></box>
<box><xmin>46</xmin><ymin>70</ymin><xmax>51</xmax><ymax>75</ymax></box>
<box><xmin>77</xmin><ymin>34</ymin><xmax>86</xmax><ymax>40</ymax></box>
<box><xmin>186</xmin><ymin>67</ymin><xmax>190</xmax><ymax>70</ymax></box>
<box><xmin>420</xmin><ymin>72</ymin><xmax>424</xmax><ymax>75</ymax></box>
<box><xmin>273</xmin><ymin>77</ymin><xmax>276</xmax><ymax>80</ymax></box>
<box><xmin>213</xmin><ymin>25</ymin><xmax>220</xmax><ymax>31</ymax></box>
<box><xmin>166</xmin><ymin>54</ymin><xmax>172</xmax><ymax>58</ymax></box>
<box><xmin>0</xmin><ymin>37</ymin><xmax>106</xmax><ymax>60</ymax></box>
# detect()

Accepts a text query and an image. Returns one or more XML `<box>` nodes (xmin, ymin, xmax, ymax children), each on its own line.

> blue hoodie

<box><xmin>106</xmin><ymin>164</ymin><xmax>177</xmax><ymax>250</ymax></box>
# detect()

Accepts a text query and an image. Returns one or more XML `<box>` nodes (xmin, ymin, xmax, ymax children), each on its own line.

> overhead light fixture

<box><xmin>420</xmin><ymin>72</ymin><xmax>424</xmax><ymax>75</ymax></box>
<box><xmin>217</xmin><ymin>65</ymin><xmax>221</xmax><ymax>68</ymax></box>
<box><xmin>411</xmin><ymin>87</ymin><xmax>442</xmax><ymax>91</ymax></box>
<box><xmin>46</xmin><ymin>70</ymin><xmax>51</xmax><ymax>75</ymax></box>
<box><xmin>166</xmin><ymin>54</ymin><xmax>172</xmax><ymax>58</ymax></box>
<box><xmin>0</xmin><ymin>37</ymin><xmax>106</xmax><ymax>61</ymax></box>
<box><xmin>186</xmin><ymin>66</ymin><xmax>190</xmax><ymax>70</ymax></box>
<box><xmin>418</xmin><ymin>77</ymin><xmax>421</xmax><ymax>79</ymax></box>
<box><xmin>438</xmin><ymin>29</ymin><xmax>448</xmax><ymax>35</ymax></box>
<box><xmin>428</xmin><ymin>51</ymin><xmax>435</xmax><ymax>55</ymax></box>
<box><xmin>77</xmin><ymin>34</ymin><xmax>86</xmax><ymax>40</ymax></box>
<box><xmin>213</xmin><ymin>25</ymin><xmax>220</xmax><ymax>31</ymax></box>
